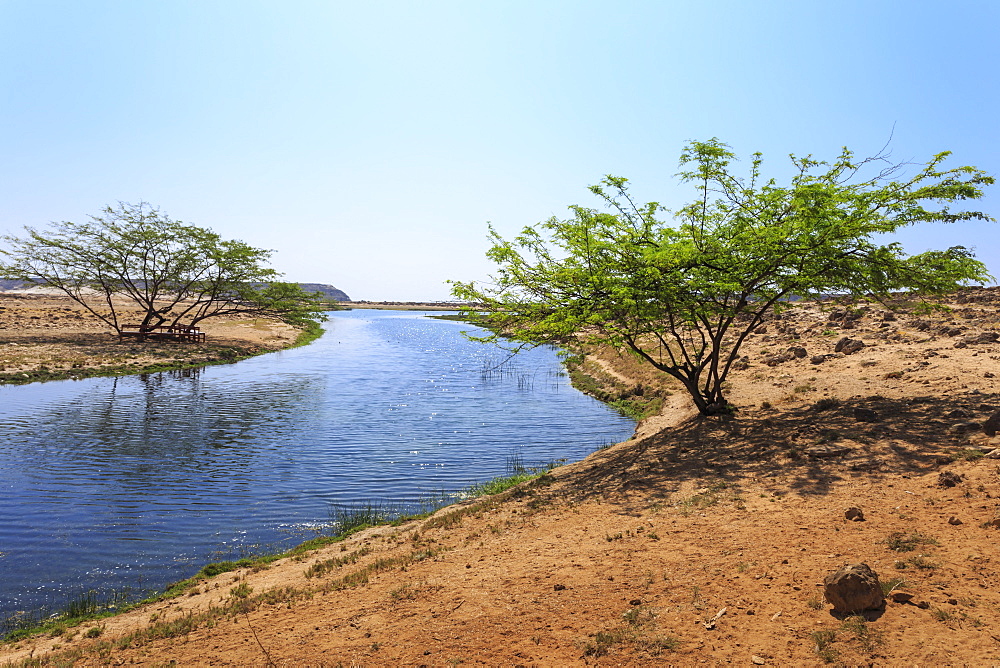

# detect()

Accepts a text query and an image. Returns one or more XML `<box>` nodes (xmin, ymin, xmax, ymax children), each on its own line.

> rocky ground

<box><xmin>2</xmin><ymin>288</ymin><xmax>1000</xmax><ymax>666</ymax></box>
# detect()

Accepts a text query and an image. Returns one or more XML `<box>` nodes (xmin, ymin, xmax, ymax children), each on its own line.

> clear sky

<box><xmin>1</xmin><ymin>0</ymin><xmax>997</xmax><ymax>301</ymax></box>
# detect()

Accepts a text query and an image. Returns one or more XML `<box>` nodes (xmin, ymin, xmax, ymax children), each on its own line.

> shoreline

<box><xmin>0</xmin><ymin>305</ymin><xmax>630</xmax><ymax>642</ymax></box>
<box><xmin>0</xmin><ymin>292</ymin><xmax>325</xmax><ymax>386</ymax></box>
<box><xmin>0</xmin><ymin>462</ymin><xmax>565</xmax><ymax>645</ymax></box>
<box><xmin>5</xmin><ymin>290</ymin><xmax>1000</xmax><ymax>664</ymax></box>
<box><xmin>0</xmin><ymin>320</ymin><xmax>324</xmax><ymax>387</ymax></box>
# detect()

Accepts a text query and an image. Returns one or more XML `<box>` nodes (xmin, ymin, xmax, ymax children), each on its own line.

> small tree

<box><xmin>0</xmin><ymin>202</ymin><xmax>327</xmax><ymax>338</ymax></box>
<box><xmin>452</xmin><ymin>139</ymin><xmax>994</xmax><ymax>415</ymax></box>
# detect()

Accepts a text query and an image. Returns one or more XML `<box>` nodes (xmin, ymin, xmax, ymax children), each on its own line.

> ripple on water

<box><xmin>0</xmin><ymin>310</ymin><xmax>634</xmax><ymax>619</ymax></box>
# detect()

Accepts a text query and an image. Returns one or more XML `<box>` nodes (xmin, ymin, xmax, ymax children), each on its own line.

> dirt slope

<box><xmin>3</xmin><ymin>289</ymin><xmax>1000</xmax><ymax>666</ymax></box>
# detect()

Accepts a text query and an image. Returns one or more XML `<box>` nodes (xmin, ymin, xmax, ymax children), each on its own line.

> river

<box><xmin>0</xmin><ymin>309</ymin><xmax>635</xmax><ymax>622</ymax></box>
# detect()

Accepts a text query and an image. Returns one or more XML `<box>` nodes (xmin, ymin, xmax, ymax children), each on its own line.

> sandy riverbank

<box><xmin>3</xmin><ymin>289</ymin><xmax>1000</xmax><ymax>665</ymax></box>
<box><xmin>0</xmin><ymin>292</ymin><xmax>311</xmax><ymax>385</ymax></box>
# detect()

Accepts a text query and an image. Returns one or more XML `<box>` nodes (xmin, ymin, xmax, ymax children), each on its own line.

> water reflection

<box><xmin>0</xmin><ymin>310</ymin><xmax>635</xmax><ymax>619</ymax></box>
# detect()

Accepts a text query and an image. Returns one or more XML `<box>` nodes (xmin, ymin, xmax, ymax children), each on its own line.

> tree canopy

<box><xmin>452</xmin><ymin>139</ymin><xmax>995</xmax><ymax>414</ymax></box>
<box><xmin>0</xmin><ymin>202</ymin><xmax>327</xmax><ymax>338</ymax></box>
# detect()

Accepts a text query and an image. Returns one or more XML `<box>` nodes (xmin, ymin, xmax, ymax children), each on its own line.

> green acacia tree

<box><xmin>452</xmin><ymin>139</ymin><xmax>994</xmax><ymax>415</ymax></box>
<box><xmin>0</xmin><ymin>202</ymin><xmax>327</xmax><ymax>338</ymax></box>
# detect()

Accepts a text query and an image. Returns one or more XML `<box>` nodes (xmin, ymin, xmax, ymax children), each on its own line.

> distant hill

<box><xmin>0</xmin><ymin>279</ymin><xmax>351</xmax><ymax>301</ymax></box>
<box><xmin>299</xmin><ymin>283</ymin><xmax>351</xmax><ymax>301</ymax></box>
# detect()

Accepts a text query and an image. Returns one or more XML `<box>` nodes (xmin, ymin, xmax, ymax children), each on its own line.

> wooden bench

<box><xmin>119</xmin><ymin>325</ymin><xmax>205</xmax><ymax>343</ymax></box>
<box><xmin>164</xmin><ymin>325</ymin><xmax>206</xmax><ymax>343</ymax></box>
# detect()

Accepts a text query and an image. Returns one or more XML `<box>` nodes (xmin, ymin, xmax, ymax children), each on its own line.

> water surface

<box><xmin>0</xmin><ymin>310</ymin><xmax>634</xmax><ymax>618</ymax></box>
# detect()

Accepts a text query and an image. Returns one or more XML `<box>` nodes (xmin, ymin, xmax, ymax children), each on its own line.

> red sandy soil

<box><xmin>3</xmin><ymin>289</ymin><xmax>1000</xmax><ymax>666</ymax></box>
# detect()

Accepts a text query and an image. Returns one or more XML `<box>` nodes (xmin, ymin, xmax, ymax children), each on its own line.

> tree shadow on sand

<box><xmin>553</xmin><ymin>393</ymin><xmax>997</xmax><ymax>512</ymax></box>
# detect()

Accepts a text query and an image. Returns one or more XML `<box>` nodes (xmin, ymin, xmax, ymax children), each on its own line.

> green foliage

<box><xmin>199</xmin><ymin>561</ymin><xmax>250</xmax><ymax>578</ymax></box>
<box><xmin>880</xmin><ymin>577</ymin><xmax>907</xmax><ymax>595</ymax></box>
<box><xmin>330</xmin><ymin>501</ymin><xmax>401</xmax><ymax>537</ymax></box>
<box><xmin>884</xmin><ymin>530</ymin><xmax>938</xmax><ymax>552</ymax></box>
<box><xmin>949</xmin><ymin>448</ymin><xmax>985</xmax><ymax>462</ymax></box>
<box><xmin>0</xmin><ymin>201</ymin><xmax>327</xmax><ymax>337</ymax></box>
<box><xmin>840</xmin><ymin>615</ymin><xmax>885</xmax><ymax>654</ymax></box>
<box><xmin>465</xmin><ymin>472</ymin><xmax>539</xmax><ymax>496</ymax></box>
<box><xmin>608</xmin><ymin>395</ymin><xmax>662</xmax><ymax>420</ymax></box>
<box><xmin>228</xmin><ymin>582</ymin><xmax>253</xmax><ymax>599</ymax></box>
<box><xmin>304</xmin><ymin>546</ymin><xmax>373</xmax><ymax>579</ymax></box>
<box><xmin>452</xmin><ymin>139</ymin><xmax>993</xmax><ymax>413</ymax></box>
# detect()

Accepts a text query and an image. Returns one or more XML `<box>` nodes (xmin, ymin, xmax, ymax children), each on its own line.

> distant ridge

<box><xmin>0</xmin><ymin>279</ymin><xmax>351</xmax><ymax>301</ymax></box>
<box><xmin>299</xmin><ymin>283</ymin><xmax>351</xmax><ymax>302</ymax></box>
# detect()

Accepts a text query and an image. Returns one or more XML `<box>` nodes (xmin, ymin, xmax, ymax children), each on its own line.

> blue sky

<box><xmin>1</xmin><ymin>0</ymin><xmax>997</xmax><ymax>301</ymax></box>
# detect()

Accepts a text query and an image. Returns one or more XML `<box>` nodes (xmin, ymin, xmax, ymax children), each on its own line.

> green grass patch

<box><xmin>608</xmin><ymin>396</ymin><xmax>663</xmax><ymax>420</ymax></box>
<box><xmin>883</xmin><ymin>531</ymin><xmax>938</xmax><ymax>552</ymax></box>
<box><xmin>880</xmin><ymin>576</ymin><xmax>907</xmax><ymax>595</ymax></box>
<box><xmin>466</xmin><ymin>472</ymin><xmax>541</xmax><ymax>496</ymax></box>
<box><xmin>811</xmin><ymin>615</ymin><xmax>884</xmax><ymax>663</ymax></box>
<box><xmin>948</xmin><ymin>448</ymin><xmax>986</xmax><ymax>462</ymax></box>
<box><xmin>304</xmin><ymin>546</ymin><xmax>374</xmax><ymax>579</ymax></box>
<box><xmin>811</xmin><ymin>628</ymin><xmax>839</xmax><ymax>663</ymax></box>
<box><xmin>675</xmin><ymin>483</ymin><xmax>744</xmax><ymax>515</ymax></box>
<box><xmin>582</xmin><ymin>605</ymin><xmax>680</xmax><ymax>658</ymax></box>
<box><xmin>289</xmin><ymin>320</ymin><xmax>325</xmax><ymax>348</ymax></box>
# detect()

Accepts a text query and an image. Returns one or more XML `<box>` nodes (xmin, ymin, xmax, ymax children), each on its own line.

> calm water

<box><xmin>0</xmin><ymin>310</ymin><xmax>634</xmax><ymax>619</ymax></box>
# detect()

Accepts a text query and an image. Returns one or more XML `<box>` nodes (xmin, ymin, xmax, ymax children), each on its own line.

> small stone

<box><xmin>823</xmin><ymin>563</ymin><xmax>885</xmax><ymax>614</ymax></box>
<box><xmin>835</xmin><ymin>337</ymin><xmax>865</xmax><ymax>355</ymax></box>
<box><xmin>751</xmin><ymin>656</ymin><xmax>767</xmax><ymax>665</ymax></box>
<box><xmin>983</xmin><ymin>410</ymin><xmax>1000</xmax><ymax>437</ymax></box>
<box><xmin>806</xmin><ymin>444</ymin><xmax>852</xmax><ymax>458</ymax></box>
<box><xmin>950</xmin><ymin>421</ymin><xmax>981</xmax><ymax>435</ymax></box>
<box><xmin>810</xmin><ymin>355</ymin><xmax>826</xmax><ymax>365</ymax></box>
<box><xmin>947</xmin><ymin>598</ymin><xmax>959</xmax><ymax>605</ymax></box>
<box><xmin>628</xmin><ymin>598</ymin><xmax>641</xmax><ymax>606</ymax></box>
<box><xmin>763</xmin><ymin>353</ymin><xmax>792</xmax><ymax>366</ymax></box>
<box><xmin>963</xmin><ymin>331</ymin><xmax>999</xmax><ymax>345</ymax></box>
<box><xmin>845</xmin><ymin>507</ymin><xmax>865</xmax><ymax>522</ymax></box>
<box><xmin>948</xmin><ymin>516</ymin><xmax>963</xmax><ymax>525</ymax></box>
<box><xmin>938</xmin><ymin>471</ymin><xmax>963</xmax><ymax>488</ymax></box>
<box><xmin>553</xmin><ymin>584</ymin><xmax>566</xmax><ymax>591</ymax></box>
<box><xmin>916</xmin><ymin>600</ymin><xmax>931</xmax><ymax>609</ymax></box>
<box><xmin>852</xmin><ymin>407</ymin><xmax>879</xmax><ymax>423</ymax></box>
<box><xmin>890</xmin><ymin>591</ymin><xmax>914</xmax><ymax>604</ymax></box>
<box><xmin>787</xmin><ymin>346</ymin><xmax>807</xmax><ymax>359</ymax></box>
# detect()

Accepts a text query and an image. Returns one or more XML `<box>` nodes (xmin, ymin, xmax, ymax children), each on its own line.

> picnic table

<box><xmin>118</xmin><ymin>324</ymin><xmax>206</xmax><ymax>343</ymax></box>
